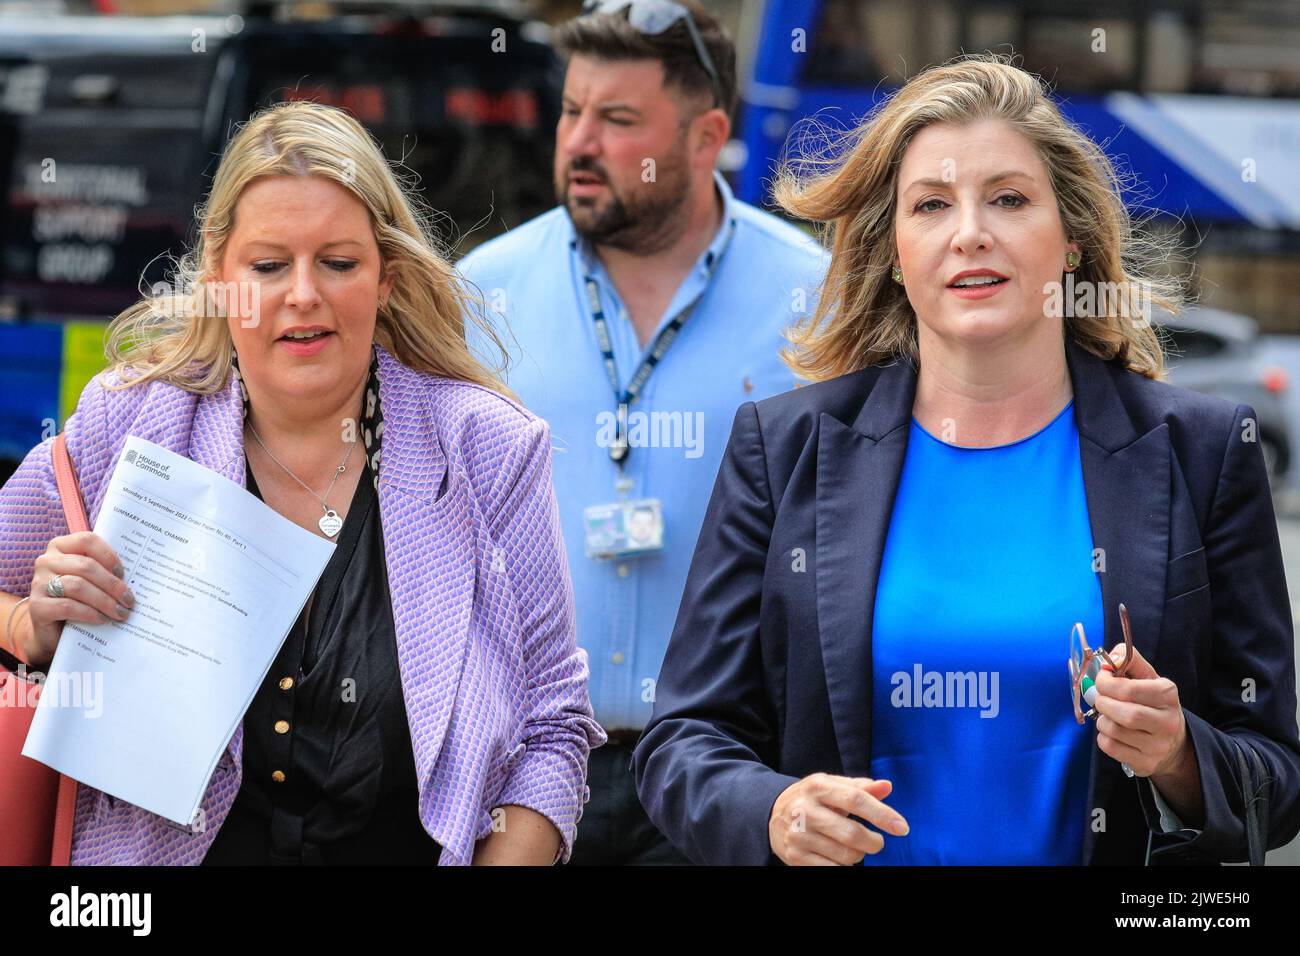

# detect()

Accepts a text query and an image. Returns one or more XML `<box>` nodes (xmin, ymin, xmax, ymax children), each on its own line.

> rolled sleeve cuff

<box><xmin>1149</xmin><ymin>780</ymin><xmax>1202</xmax><ymax>835</ymax></box>
<box><xmin>1134</xmin><ymin>757</ymin><xmax>1205</xmax><ymax>839</ymax></box>
<box><xmin>1134</xmin><ymin>776</ymin><xmax>1207</xmax><ymax>868</ymax></box>
<box><xmin>495</xmin><ymin>735</ymin><xmax>597</xmax><ymax>865</ymax></box>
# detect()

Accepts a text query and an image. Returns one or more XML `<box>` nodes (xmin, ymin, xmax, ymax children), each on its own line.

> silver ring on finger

<box><xmin>46</xmin><ymin>574</ymin><xmax>66</xmax><ymax>599</ymax></box>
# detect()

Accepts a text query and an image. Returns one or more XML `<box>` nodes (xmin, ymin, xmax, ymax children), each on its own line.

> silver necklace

<box><xmin>247</xmin><ymin>423</ymin><xmax>357</xmax><ymax>538</ymax></box>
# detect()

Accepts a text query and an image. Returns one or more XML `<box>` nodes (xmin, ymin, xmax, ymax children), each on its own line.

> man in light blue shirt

<box><xmin>458</xmin><ymin>0</ymin><xmax>826</xmax><ymax>864</ymax></box>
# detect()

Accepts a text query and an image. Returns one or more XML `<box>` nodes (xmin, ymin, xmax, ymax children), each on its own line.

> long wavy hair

<box><xmin>104</xmin><ymin>100</ymin><xmax>509</xmax><ymax>396</ymax></box>
<box><xmin>774</xmin><ymin>53</ymin><xmax>1184</xmax><ymax>382</ymax></box>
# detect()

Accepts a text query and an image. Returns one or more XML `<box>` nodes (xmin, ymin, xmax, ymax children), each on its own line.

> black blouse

<box><xmin>202</xmin><ymin>455</ymin><xmax>441</xmax><ymax>865</ymax></box>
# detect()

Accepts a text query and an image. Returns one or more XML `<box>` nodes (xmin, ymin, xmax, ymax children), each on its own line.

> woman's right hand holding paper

<box><xmin>15</xmin><ymin>531</ymin><xmax>134</xmax><ymax>669</ymax></box>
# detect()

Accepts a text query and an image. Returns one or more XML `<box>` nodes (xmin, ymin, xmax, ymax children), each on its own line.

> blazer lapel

<box><xmin>1068</xmin><ymin>340</ymin><xmax>1170</xmax><ymax>863</ymax></box>
<box><xmin>372</xmin><ymin>348</ymin><xmax>477</xmax><ymax>811</ymax></box>
<box><xmin>187</xmin><ymin>377</ymin><xmax>249</xmax><ymax>487</ymax></box>
<box><xmin>815</xmin><ymin>359</ymin><xmax>917</xmax><ymax>776</ymax></box>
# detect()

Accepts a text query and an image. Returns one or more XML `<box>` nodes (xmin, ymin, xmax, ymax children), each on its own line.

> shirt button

<box><xmin>271</xmin><ymin>770</ymin><xmax>286</xmax><ymax>783</ymax></box>
<box><xmin>274</xmin><ymin>720</ymin><xmax>290</xmax><ymax>734</ymax></box>
<box><xmin>278</xmin><ymin>676</ymin><xmax>294</xmax><ymax>691</ymax></box>
<box><xmin>611</xmin><ymin>652</ymin><xmax>625</xmax><ymax>665</ymax></box>
<box><xmin>617</xmin><ymin>563</ymin><xmax>630</xmax><ymax>577</ymax></box>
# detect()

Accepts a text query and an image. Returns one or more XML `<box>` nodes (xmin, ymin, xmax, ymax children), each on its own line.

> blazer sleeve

<box><xmin>632</xmin><ymin>401</ymin><xmax>800</xmax><ymax>865</ymax></box>
<box><xmin>487</xmin><ymin>416</ymin><xmax>607</xmax><ymax>864</ymax></box>
<box><xmin>0</xmin><ymin>374</ymin><xmax>109</xmax><ymax>606</ymax></box>
<box><xmin>1137</xmin><ymin>402</ymin><xmax>1300</xmax><ymax>862</ymax></box>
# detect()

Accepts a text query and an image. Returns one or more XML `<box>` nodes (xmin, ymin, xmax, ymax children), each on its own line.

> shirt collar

<box><xmin>568</xmin><ymin>169</ymin><xmax>738</xmax><ymax>278</ymax></box>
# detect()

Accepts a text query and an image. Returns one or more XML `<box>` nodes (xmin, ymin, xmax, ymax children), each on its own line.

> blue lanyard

<box><xmin>584</xmin><ymin>217</ymin><xmax>736</xmax><ymax>467</ymax></box>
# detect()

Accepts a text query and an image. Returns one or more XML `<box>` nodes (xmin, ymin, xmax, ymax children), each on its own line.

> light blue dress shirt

<box><xmin>458</xmin><ymin>172</ymin><xmax>828</xmax><ymax>730</ymax></box>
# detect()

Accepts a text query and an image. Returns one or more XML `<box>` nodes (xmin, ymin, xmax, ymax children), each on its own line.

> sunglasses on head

<box><xmin>579</xmin><ymin>0</ymin><xmax>723</xmax><ymax>108</ymax></box>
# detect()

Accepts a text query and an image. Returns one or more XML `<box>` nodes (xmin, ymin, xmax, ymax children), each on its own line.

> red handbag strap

<box><xmin>51</xmin><ymin>776</ymin><xmax>78</xmax><ymax>866</ymax></box>
<box><xmin>52</xmin><ymin>432</ymin><xmax>90</xmax><ymax>534</ymax></box>
<box><xmin>48</xmin><ymin>431</ymin><xmax>85</xmax><ymax>866</ymax></box>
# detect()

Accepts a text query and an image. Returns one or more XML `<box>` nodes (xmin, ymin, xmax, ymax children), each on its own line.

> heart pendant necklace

<box><xmin>248</xmin><ymin>423</ymin><xmax>357</xmax><ymax>539</ymax></box>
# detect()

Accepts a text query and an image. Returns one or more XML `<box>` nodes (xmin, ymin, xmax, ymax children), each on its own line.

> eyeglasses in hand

<box><xmin>1068</xmin><ymin>602</ymin><xmax>1135</xmax><ymax>725</ymax></box>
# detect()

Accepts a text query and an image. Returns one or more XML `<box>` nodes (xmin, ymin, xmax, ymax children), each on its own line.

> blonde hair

<box><xmin>774</xmin><ymin>53</ymin><xmax>1183</xmax><ymax>382</ymax></box>
<box><xmin>104</xmin><ymin>100</ymin><xmax>510</xmax><ymax>396</ymax></box>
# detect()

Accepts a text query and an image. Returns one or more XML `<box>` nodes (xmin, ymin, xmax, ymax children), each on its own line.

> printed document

<box><xmin>23</xmin><ymin>435</ymin><xmax>335</xmax><ymax>826</ymax></box>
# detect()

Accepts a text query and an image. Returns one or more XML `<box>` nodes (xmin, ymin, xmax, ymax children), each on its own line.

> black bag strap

<box><xmin>1232</xmin><ymin>737</ymin><xmax>1271</xmax><ymax>866</ymax></box>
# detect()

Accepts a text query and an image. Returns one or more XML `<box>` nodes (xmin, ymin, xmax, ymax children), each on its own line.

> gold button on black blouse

<box><xmin>202</xmin><ymin>455</ymin><xmax>441</xmax><ymax>866</ymax></box>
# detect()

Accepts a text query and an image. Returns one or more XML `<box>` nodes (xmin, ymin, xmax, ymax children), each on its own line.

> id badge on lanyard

<box><xmin>579</xmin><ymin>218</ymin><xmax>735</xmax><ymax>562</ymax></box>
<box><xmin>582</xmin><ymin>496</ymin><xmax>665</xmax><ymax>559</ymax></box>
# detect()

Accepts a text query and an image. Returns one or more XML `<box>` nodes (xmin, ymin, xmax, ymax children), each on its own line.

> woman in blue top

<box><xmin>631</xmin><ymin>54</ymin><xmax>1300</xmax><ymax>865</ymax></box>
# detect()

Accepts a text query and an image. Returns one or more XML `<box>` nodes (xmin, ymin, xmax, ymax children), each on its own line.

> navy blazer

<box><xmin>633</xmin><ymin>335</ymin><xmax>1300</xmax><ymax>865</ymax></box>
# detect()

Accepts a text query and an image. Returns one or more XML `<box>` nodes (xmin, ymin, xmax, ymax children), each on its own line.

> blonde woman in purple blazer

<box><xmin>0</xmin><ymin>101</ymin><xmax>605</xmax><ymax>866</ymax></box>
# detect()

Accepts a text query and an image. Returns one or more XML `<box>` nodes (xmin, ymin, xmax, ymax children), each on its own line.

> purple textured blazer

<box><xmin>0</xmin><ymin>344</ymin><xmax>606</xmax><ymax>865</ymax></box>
